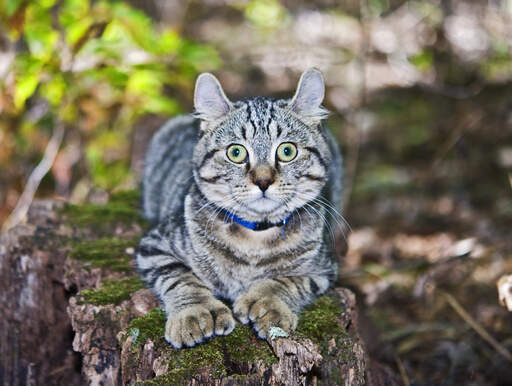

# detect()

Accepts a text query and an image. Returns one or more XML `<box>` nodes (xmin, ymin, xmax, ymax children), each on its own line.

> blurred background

<box><xmin>1</xmin><ymin>0</ymin><xmax>512</xmax><ymax>384</ymax></box>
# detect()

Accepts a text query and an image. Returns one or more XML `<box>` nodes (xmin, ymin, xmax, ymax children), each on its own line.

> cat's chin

<box><xmin>243</xmin><ymin>197</ymin><xmax>288</xmax><ymax>218</ymax></box>
<box><xmin>248</xmin><ymin>197</ymin><xmax>280</xmax><ymax>212</ymax></box>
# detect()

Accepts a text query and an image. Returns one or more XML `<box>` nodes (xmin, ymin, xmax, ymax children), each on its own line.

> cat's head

<box><xmin>192</xmin><ymin>69</ymin><xmax>333</xmax><ymax>223</ymax></box>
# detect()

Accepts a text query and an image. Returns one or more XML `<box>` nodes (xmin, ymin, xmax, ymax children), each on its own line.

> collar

<box><xmin>221</xmin><ymin>209</ymin><xmax>292</xmax><ymax>232</ymax></box>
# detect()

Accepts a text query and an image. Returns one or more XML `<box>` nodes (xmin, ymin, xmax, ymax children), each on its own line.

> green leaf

<box><xmin>14</xmin><ymin>70</ymin><xmax>40</xmax><ymax>109</ymax></box>
<box><xmin>24</xmin><ymin>3</ymin><xmax>59</xmax><ymax>60</ymax></box>
<box><xmin>159</xmin><ymin>29</ymin><xmax>181</xmax><ymax>54</ymax></box>
<box><xmin>144</xmin><ymin>95</ymin><xmax>180</xmax><ymax>115</ymax></box>
<box><xmin>101</xmin><ymin>67</ymin><xmax>130</xmax><ymax>89</ymax></box>
<box><xmin>126</xmin><ymin>69</ymin><xmax>162</xmax><ymax>95</ymax></box>
<box><xmin>60</xmin><ymin>0</ymin><xmax>90</xmax><ymax>27</ymax></box>
<box><xmin>41</xmin><ymin>74</ymin><xmax>66</xmax><ymax>106</ymax></box>
<box><xmin>64</xmin><ymin>16</ymin><xmax>93</xmax><ymax>46</ymax></box>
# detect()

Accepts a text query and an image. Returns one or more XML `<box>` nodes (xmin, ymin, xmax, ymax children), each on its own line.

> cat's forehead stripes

<box><xmin>234</xmin><ymin>98</ymin><xmax>282</xmax><ymax>140</ymax></box>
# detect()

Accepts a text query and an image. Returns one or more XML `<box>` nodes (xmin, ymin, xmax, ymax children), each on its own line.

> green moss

<box><xmin>70</xmin><ymin>237</ymin><xmax>138</xmax><ymax>272</ymax></box>
<box><xmin>79</xmin><ymin>276</ymin><xmax>145</xmax><ymax>305</ymax></box>
<box><xmin>109</xmin><ymin>190</ymin><xmax>142</xmax><ymax>209</ymax></box>
<box><xmin>128</xmin><ymin>295</ymin><xmax>354</xmax><ymax>384</ymax></box>
<box><xmin>127</xmin><ymin>308</ymin><xmax>167</xmax><ymax>343</ymax></box>
<box><xmin>297</xmin><ymin>295</ymin><xmax>366</xmax><ymax>384</ymax></box>
<box><xmin>127</xmin><ymin>310</ymin><xmax>277</xmax><ymax>385</ymax></box>
<box><xmin>297</xmin><ymin>295</ymin><xmax>347</xmax><ymax>345</ymax></box>
<box><xmin>62</xmin><ymin>190</ymin><xmax>147</xmax><ymax>232</ymax></box>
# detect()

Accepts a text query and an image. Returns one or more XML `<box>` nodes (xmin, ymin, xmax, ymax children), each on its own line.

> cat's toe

<box><xmin>232</xmin><ymin>297</ymin><xmax>253</xmax><ymax>325</ymax></box>
<box><xmin>164</xmin><ymin>303</ymin><xmax>235</xmax><ymax>348</ymax></box>
<box><xmin>250</xmin><ymin>297</ymin><xmax>298</xmax><ymax>339</ymax></box>
<box><xmin>164</xmin><ymin>305</ymin><xmax>214</xmax><ymax>348</ymax></box>
<box><xmin>165</xmin><ymin>317</ymin><xmax>185</xmax><ymax>349</ymax></box>
<box><xmin>212</xmin><ymin>306</ymin><xmax>236</xmax><ymax>335</ymax></box>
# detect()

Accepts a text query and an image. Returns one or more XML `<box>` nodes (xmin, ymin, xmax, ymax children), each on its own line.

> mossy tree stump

<box><xmin>0</xmin><ymin>194</ymin><xmax>368</xmax><ymax>385</ymax></box>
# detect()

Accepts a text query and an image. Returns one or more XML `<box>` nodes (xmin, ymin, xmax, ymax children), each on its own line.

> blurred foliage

<box><xmin>244</xmin><ymin>0</ymin><xmax>288</xmax><ymax>30</ymax></box>
<box><xmin>0</xmin><ymin>0</ymin><xmax>220</xmax><ymax>197</ymax></box>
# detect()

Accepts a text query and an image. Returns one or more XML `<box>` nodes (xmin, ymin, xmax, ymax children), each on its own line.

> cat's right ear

<box><xmin>194</xmin><ymin>73</ymin><xmax>232</xmax><ymax>122</ymax></box>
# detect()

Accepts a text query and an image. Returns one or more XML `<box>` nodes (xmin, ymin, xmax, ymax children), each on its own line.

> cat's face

<box><xmin>192</xmin><ymin>69</ymin><xmax>331</xmax><ymax>222</ymax></box>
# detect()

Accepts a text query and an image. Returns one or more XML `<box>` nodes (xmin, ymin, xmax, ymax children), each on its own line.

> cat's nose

<box><xmin>254</xmin><ymin>178</ymin><xmax>272</xmax><ymax>192</ymax></box>
<box><xmin>250</xmin><ymin>165</ymin><xmax>276</xmax><ymax>192</ymax></box>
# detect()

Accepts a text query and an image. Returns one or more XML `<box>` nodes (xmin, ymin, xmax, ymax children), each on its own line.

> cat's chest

<box><xmin>190</xmin><ymin>221</ymin><xmax>321</xmax><ymax>294</ymax></box>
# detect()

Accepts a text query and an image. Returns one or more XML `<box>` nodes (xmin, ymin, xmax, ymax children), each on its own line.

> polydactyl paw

<box><xmin>165</xmin><ymin>300</ymin><xmax>235</xmax><ymax>349</ymax></box>
<box><xmin>233</xmin><ymin>293</ymin><xmax>298</xmax><ymax>339</ymax></box>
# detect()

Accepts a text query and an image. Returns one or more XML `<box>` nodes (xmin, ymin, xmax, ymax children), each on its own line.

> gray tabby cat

<box><xmin>137</xmin><ymin>68</ymin><xmax>343</xmax><ymax>349</ymax></box>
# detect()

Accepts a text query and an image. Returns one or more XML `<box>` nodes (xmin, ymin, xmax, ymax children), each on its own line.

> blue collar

<box><xmin>221</xmin><ymin>209</ymin><xmax>291</xmax><ymax>232</ymax></box>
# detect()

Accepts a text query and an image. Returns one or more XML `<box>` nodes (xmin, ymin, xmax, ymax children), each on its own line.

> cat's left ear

<box><xmin>194</xmin><ymin>73</ymin><xmax>232</xmax><ymax>122</ymax></box>
<box><xmin>289</xmin><ymin>68</ymin><xmax>329</xmax><ymax>125</ymax></box>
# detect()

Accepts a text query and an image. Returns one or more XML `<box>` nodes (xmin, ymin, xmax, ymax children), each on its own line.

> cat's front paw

<box><xmin>165</xmin><ymin>301</ymin><xmax>235</xmax><ymax>349</ymax></box>
<box><xmin>233</xmin><ymin>294</ymin><xmax>298</xmax><ymax>339</ymax></box>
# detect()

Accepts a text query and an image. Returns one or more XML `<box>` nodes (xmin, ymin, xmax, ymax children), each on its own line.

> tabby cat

<box><xmin>137</xmin><ymin>68</ymin><xmax>343</xmax><ymax>348</ymax></box>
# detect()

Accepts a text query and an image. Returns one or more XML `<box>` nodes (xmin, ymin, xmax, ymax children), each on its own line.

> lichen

<box><xmin>268</xmin><ymin>326</ymin><xmax>289</xmax><ymax>339</ymax></box>
<box><xmin>78</xmin><ymin>276</ymin><xmax>145</xmax><ymax>305</ymax></box>
<box><xmin>70</xmin><ymin>237</ymin><xmax>138</xmax><ymax>272</ymax></box>
<box><xmin>61</xmin><ymin>189</ymin><xmax>148</xmax><ymax>232</ymax></box>
<box><xmin>296</xmin><ymin>294</ymin><xmax>347</xmax><ymax>346</ymax></box>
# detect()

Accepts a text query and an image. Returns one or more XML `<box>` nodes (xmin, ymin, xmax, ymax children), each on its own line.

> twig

<box><xmin>441</xmin><ymin>290</ymin><xmax>512</xmax><ymax>362</ymax></box>
<box><xmin>394</xmin><ymin>355</ymin><xmax>410</xmax><ymax>386</ymax></box>
<box><xmin>2</xmin><ymin>124</ymin><xmax>65</xmax><ymax>233</ymax></box>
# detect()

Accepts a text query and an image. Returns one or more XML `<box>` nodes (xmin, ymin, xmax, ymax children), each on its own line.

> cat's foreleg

<box><xmin>233</xmin><ymin>275</ymin><xmax>330</xmax><ymax>338</ymax></box>
<box><xmin>137</xmin><ymin>228</ymin><xmax>235</xmax><ymax>348</ymax></box>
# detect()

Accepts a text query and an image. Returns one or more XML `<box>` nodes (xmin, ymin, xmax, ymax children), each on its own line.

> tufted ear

<box><xmin>194</xmin><ymin>73</ymin><xmax>232</xmax><ymax>122</ymax></box>
<box><xmin>289</xmin><ymin>68</ymin><xmax>329</xmax><ymax>125</ymax></box>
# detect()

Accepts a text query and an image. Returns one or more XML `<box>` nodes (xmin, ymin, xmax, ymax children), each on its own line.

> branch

<box><xmin>2</xmin><ymin>123</ymin><xmax>65</xmax><ymax>233</ymax></box>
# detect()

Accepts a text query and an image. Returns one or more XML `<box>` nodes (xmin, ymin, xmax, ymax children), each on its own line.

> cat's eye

<box><xmin>226</xmin><ymin>144</ymin><xmax>248</xmax><ymax>164</ymax></box>
<box><xmin>276</xmin><ymin>142</ymin><xmax>297</xmax><ymax>162</ymax></box>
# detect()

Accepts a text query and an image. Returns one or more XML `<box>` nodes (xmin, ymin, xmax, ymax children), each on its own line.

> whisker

<box><xmin>291</xmin><ymin>192</ymin><xmax>349</xmax><ymax>243</ymax></box>
<box><xmin>295</xmin><ymin>192</ymin><xmax>351</xmax><ymax>236</ymax></box>
<box><xmin>304</xmin><ymin>202</ymin><xmax>336</xmax><ymax>247</ymax></box>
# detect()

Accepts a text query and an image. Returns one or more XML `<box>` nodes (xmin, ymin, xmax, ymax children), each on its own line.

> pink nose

<box><xmin>254</xmin><ymin>179</ymin><xmax>272</xmax><ymax>192</ymax></box>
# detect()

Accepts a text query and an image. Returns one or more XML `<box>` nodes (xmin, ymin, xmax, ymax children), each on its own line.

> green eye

<box><xmin>276</xmin><ymin>142</ymin><xmax>297</xmax><ymax>162</ymax></box>
<box><xmin>226</xmin><ymin>144</ymin><xmax>248</xmax><ymax>163</ymax></box>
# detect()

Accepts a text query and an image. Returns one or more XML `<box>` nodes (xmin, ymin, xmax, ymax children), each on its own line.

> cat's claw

<box><xmin>233</xmin><ymin>294</ymin><xmax>298</xmax><ymax>339</ymax></box>
<box><xmin>165</xmin><ymin>302</ymin><xmax>235</xmax><ymax>349</ymax></box>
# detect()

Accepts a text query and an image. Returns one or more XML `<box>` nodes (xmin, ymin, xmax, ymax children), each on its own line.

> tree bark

<box><xmin>0</xmin><ymin>198</ymin><xmax>382</xmax><ymax>385</ymax></box>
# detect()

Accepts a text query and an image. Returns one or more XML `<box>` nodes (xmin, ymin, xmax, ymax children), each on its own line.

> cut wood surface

<box><xmin>0</xmin><ymin>196</ymin><xmax>395</xmax><ymax>385</ymax></box>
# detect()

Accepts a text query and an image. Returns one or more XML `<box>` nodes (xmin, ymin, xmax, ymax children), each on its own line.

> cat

<box><xmin>136</xmin><ymin>68</ymin><xmax>343</xmax><ymax>349</ymax></box>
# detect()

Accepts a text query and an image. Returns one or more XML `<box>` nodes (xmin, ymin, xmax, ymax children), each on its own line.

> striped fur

<box><xmin>137</xmin><ymin>69</ymin><xmax>344</xmax><ymax>348</ymax></box>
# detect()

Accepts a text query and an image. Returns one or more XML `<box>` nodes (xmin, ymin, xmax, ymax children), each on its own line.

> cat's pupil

<box><xmin>284</xmin><ymin>147</ymin><xmax>291</xmax><ymax>156</ymax></box>
<box><xmin>233</xmin><ymin>149</ymin><xmax>240</xmax><ymax>157</ymax></box>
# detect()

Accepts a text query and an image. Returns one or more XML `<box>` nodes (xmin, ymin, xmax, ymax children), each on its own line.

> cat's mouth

<box><xmin>248</xmin><ymin>196</ymin><xmax>281</xmax><ymax>213</ymax></box>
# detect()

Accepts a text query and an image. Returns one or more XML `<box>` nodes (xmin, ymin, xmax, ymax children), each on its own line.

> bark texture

<box><xmin>0</xmin><ymin>198</ymin><xmax>377</xmax><ymax>385</ymax></box>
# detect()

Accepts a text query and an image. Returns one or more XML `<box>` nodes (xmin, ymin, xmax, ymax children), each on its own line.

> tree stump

<box><xmin>0</xmin><ymin>194</ymin><xmax>370</xmax><ymax>385</ymax></box>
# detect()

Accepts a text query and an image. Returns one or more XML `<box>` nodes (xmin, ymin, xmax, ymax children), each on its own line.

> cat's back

<box><xmin>142</xmin><ymin>115</ymin><xmax>199</xmax><ymax>223</ymax></box>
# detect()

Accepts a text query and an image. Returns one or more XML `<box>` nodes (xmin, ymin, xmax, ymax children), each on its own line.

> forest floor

<box><xmin>340</xmin><ymin>84</ymin><xmax>512</xmax><ymax>385</ymax></box>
